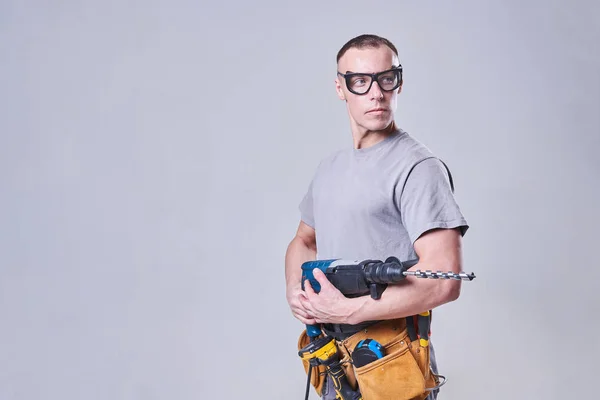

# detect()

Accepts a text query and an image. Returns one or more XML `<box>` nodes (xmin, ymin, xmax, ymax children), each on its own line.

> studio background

<box><xmin>1</xmin><ymin>1</ymin><xmax>598</xmax><ymax>399</ymax></box>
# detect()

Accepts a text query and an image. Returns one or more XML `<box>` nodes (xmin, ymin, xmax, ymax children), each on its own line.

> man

<box><xmin>285</xmin><ymin>34</ymin><xmax>469</xmax><ymax>400</ymax></box>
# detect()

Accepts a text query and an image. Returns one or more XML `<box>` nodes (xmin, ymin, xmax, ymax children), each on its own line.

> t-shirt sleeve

<box><xmin>298</xmin><ymin>178</ymin><xmax>315</xmax><ymax>228</ymax></box>
<box><xmin>398</xmin><ymin>157</ymin><xmax>469</xmax><ymax>244</ymax></box>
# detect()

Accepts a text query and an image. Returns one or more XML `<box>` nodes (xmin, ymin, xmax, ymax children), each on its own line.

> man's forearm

<box><xmin>345</xmin><ymin>264</ymin><xmax>461</xmax><ymax>324</ymax></box>
<box><xmin>285</xmin><ymin>236</ymin><xmax>317</xmax><ymax>291</ymax></box>
<box><xmin>345</xmin><ymin>229</ymin><xmax>465</xmax><ymax>324</ymax></box>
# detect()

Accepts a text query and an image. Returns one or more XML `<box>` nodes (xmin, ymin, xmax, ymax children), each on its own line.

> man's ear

<box><xmin>397</xmin><ymin>82</ymin><xmax>403</xmax><ymax>94</ymax></box>
<box><xmin>335</xmin><ymin>78</ymin><xmax>346</xmax><ymax>101</ymax></box>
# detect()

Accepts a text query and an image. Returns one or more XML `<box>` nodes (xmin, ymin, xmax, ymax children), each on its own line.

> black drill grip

<box><xmin>322</xmin><ymin>359</ymin><xmax>362</xmax><ymax>400</ymax></box>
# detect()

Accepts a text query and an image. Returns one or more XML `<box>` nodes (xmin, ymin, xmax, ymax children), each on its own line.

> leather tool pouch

<box><xmin>336</xmin><ymin>318</ymin><xmax>438</xmax><ymax>400</ymax></box>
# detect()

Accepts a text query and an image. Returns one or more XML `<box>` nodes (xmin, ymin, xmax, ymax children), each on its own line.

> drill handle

<box><xmin>306</xmin><ymin>324</ymin><xmax>322</xmax><ymax>339</ymax></box>
<box><xmin>323</xmin><ymin>359</ymin><xmax>362</xmax><ymax>400</ymax></box>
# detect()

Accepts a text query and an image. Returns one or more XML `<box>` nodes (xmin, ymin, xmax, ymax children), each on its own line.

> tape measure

<box><xmin>352</xmin><ymin>338</ymin><xmax>385</xmax><ymax>368</ymax></box>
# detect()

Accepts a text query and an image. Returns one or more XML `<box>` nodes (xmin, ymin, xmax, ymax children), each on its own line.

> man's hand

<box><xmin>299</xmin><ymin>269</ymin><xmax>355</xmax><ymax>325</ymax></box>
<box><xmin>285</xmin><ymin>220</ymin><xmax>318</xmax><ymax>325</ymax></box>
<box><xmin>286</xmin><ymin>284</ymin><xmax>316</xmax><ymax>325</ymax></box>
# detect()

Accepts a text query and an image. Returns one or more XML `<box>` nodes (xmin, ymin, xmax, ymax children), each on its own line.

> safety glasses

<box><xmin>337</xmin><ymin>66</ymin><xmax>403</xmax><ymax>95</ymax></box>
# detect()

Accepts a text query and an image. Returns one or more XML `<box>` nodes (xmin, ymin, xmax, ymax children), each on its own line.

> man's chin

<box><xmin>361</xmin><ymin>120</ymin><xmax>394</xmax><ymax>132</ymax></box>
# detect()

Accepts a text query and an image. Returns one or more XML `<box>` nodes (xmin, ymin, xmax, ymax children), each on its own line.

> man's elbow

<box><xmin>442</xmin><ymin>281</ymin><xmax>461</xmax><ymax>303</ymax></box>
<box><xmin>446</xmin><ymin>281</ymin><xmax>462</xmax><ymax>303</ymax></box>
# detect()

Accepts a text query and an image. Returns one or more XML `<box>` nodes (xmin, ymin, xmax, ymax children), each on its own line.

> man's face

<box><xmin>335</xmin><ymin>46</ymin><xmax>402</xmax><ymax>133</ymax></box>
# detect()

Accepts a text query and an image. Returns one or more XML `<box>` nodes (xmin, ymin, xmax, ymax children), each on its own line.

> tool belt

<box><xmin>298</xmin><ymin>317</ymin><xmax>440</xmax><ymax>400</ymax></box>
<box><xmin>321</xmin><ymin>320</ymin><xmax>378</xmax><ymax>340</ymax></box>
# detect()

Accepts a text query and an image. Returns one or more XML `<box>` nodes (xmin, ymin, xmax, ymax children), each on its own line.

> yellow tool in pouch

<box><xmin>298</xmin><ymin>330</ymin><xmax>363</xmax><ymax>400</ymax></box>
<box><xmin>298</xmin><ymin>329</ymin><xmax>328</xmax><ymax>396</ymax></box>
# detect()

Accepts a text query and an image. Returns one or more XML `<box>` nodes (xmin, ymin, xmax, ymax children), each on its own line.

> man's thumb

<box><xmin>313</xmin><ymin>268</ymin><xmax>330</xmax><ymax>286</ymax></box>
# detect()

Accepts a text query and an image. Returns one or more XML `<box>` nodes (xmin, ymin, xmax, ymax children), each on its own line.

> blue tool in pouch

<box><xmin>352</xmin><ymin>338</ymin><xmax>385</xmax><ymax>368</ymax></box>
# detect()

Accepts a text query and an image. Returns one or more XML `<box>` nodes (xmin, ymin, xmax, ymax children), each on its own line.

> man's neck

<box><xmin>351</xmin><ymin>121</ymin><xmax>397</xmax><ymax>150</ymax></box>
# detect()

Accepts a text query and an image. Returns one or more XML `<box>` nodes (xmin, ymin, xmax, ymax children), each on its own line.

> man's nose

<box><xmin>369</xmin><ymin>80</ymin><xmax>384</xmax><ymax>99</ymax></box>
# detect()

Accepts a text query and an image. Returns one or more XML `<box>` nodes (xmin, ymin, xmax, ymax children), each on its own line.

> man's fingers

<box><xmin>298</xmin><ymin>291</ymin><xmax>309</xmax><ymax>301</ymax></box>
<box><xmin>313</xmin><ymin>269</ymin><xmax>333</xmax><ymax>290</ymax></box>
<box><xmin>292</xmin><ymin>285</ymin><xmax>318</xmax><ymax>325</ymax></box>
<box><xmin>291</xmin><ymin>305</ymin><xmax>315</xmax><ymax>325</ymax></box>
<box><xmin>296</xmin><ymin>314</ymin><xmax>317</xmax><ymax>325</ymax></box>
<box><xmin>299</xmin><ymin>296</ymin><xmax>313</xmax><ymax>313</ymax></box>
<box><xmin>292</xmin><ymin>305</ymin><xmax>311</xmax><ymax>319</ymax></box>
<box><xmin>304</xmin><ymin>279</ymin><xmax>316</xmax><ymax>297</ymax></box>
<box><xmin>295</xmin><ymin>295</ymin><xmax>310</xmax><ymax>309</ymax></box>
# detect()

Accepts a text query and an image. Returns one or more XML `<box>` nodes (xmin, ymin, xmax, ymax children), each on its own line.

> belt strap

<box><xmin>322</xmin><ymin>320</ymin><xmax>380</xmax><ymax>340</ymax></box>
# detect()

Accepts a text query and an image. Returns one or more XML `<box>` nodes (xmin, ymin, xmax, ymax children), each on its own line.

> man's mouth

<box><xmin>367</xmin><ymin>108</ymin><xmax>388</xmax><ymax>114</ymax></box>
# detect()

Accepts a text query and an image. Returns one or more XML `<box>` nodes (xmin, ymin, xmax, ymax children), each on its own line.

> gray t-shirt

<box><xmin>299</xmin><ymin>128</ymin><xmax>469</xmax><ymax>262</ymax></box>
<box><xmin>299</xmin><ymin>128</ymin><xmax>469</xmax><ymax>400</ymax></box>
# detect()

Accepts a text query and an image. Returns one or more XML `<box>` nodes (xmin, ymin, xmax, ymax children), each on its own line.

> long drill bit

<box><xmin>403</xmin><ymin>270</ymin><xmax>476</xmax><ymax>281</ymax></box>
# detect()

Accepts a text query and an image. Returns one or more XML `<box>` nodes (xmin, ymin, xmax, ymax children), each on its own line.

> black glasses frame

<box><xmin>337</xmin><ymin>66</ymin><xmax>403</xmax><ymax>95</ymax></box>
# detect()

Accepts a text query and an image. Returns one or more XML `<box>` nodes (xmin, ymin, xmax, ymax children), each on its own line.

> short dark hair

<box><xmin>336</xmin><ymin>34</ymin><xmax>399</xmax><ymax>63</ymax></box>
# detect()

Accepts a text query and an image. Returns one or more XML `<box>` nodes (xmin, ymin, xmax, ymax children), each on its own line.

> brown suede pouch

<box><xmin>337</xmin><ymin>318</ymin><xmax>438</xmax><ymax>400</ymax></box>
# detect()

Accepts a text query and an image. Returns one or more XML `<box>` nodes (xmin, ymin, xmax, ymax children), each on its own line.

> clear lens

<box><xmin>348</xmin><ymin>75</ymin><xmax>371</xmax><ymax>93</ymax></box>
<box><xmin>377</xmin><ymin>70</ymin><xmax>399</xmax><ymax>91</ymax></box>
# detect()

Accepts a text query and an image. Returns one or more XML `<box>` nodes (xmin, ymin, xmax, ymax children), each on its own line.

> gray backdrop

<box><xmin>1</xmin><ymin>1</ymin><xmax>599</xmax><ymax>399</ymax></box>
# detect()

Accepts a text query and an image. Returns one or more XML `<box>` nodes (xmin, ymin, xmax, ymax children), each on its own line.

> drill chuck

<box><xmin>363</xmin><ymin>257</ymin><xmax>418</xmax><ymax>283</ymax></box>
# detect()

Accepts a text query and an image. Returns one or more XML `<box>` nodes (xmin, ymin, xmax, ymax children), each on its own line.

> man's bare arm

<box><xmin>285</xmin><ymin>221</ymin><xmax>318</xmax><ymax>325</ymax></box>
<box><xmin>341</xmin><ymin>227</ymin><xmax>463</xmax><ymax>324</ymax></box>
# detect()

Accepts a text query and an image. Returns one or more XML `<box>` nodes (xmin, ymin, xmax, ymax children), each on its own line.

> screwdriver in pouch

<box><xmin>406</xmin><ymin>315</ymin><xmax>418</xmax><ymax>342</ymax></box>
<box><xmin>418</xmin><ymin>310</ymin><xmax>431</xmax><ymax>347</ymax></box>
